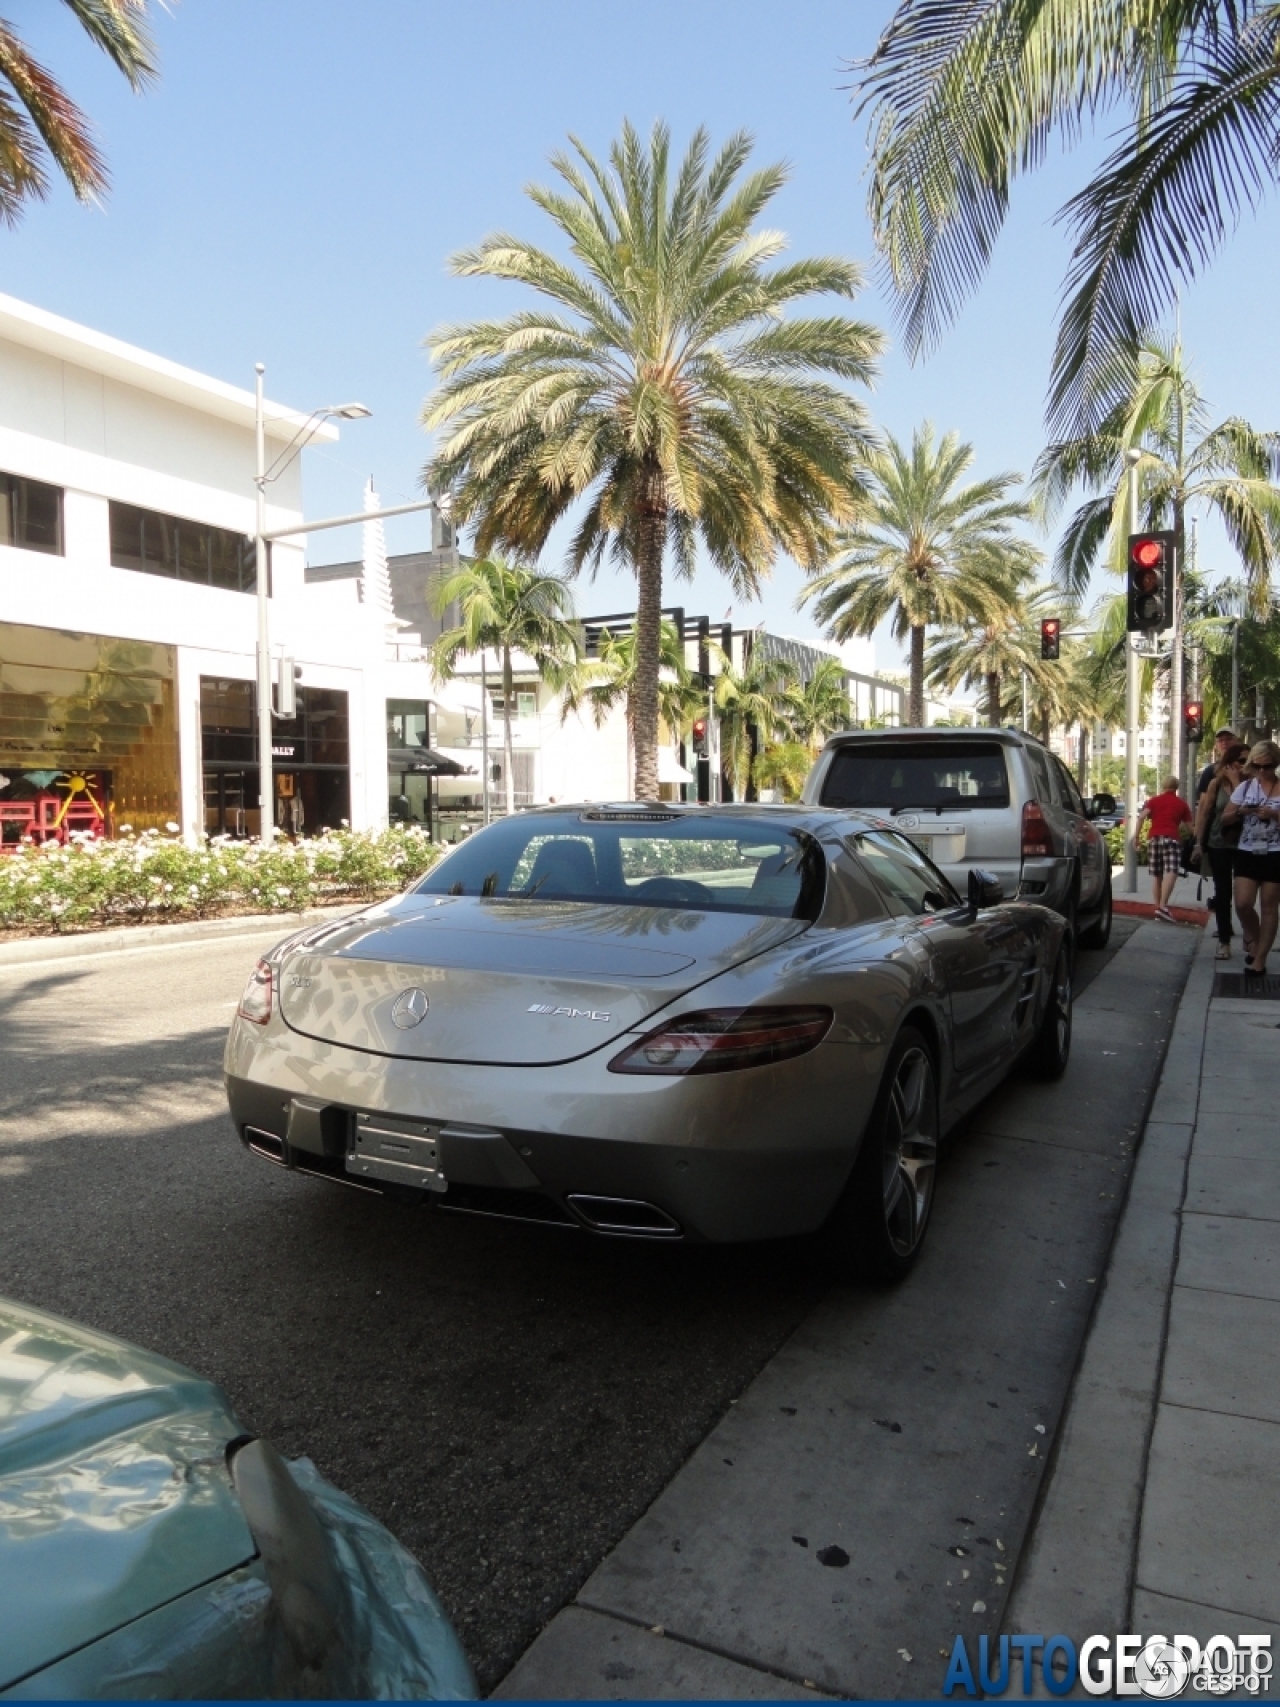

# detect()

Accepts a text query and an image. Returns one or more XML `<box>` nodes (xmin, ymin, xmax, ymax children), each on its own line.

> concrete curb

<box><xmin>1004</xmin><ymin>916</ymin><xmax>1216</xmax><ymax>1669</ymax></box>
<box><xmin>0</xmin><ymin>903</ymin><xmax>364</xmax><ymax>967</ymax></box>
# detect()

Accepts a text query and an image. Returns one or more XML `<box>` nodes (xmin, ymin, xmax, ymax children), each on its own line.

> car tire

<box><xmin>1078</xmin><ymin>869</ymin><xmax>1113</xmax><ymax>949</ymax></box>
<box><xmin>1026</xmin><ymin>944</ymin><xmax>1072</xmax><ymax>1080</ymax></box>
<box><xmin>821</xmin><ymin>1025</ymin><xmax>939</xmax><ymax>1283</ymax></box>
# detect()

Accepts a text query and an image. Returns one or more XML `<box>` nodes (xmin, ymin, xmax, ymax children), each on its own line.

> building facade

<box><xmin>0</xmin><ymin>294</ymin><xmax>393</xmax><ymax>850</ymax></box>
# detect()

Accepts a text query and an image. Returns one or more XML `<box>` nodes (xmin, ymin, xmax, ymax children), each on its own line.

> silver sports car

<box><xmin>225</xmin><ymin>804</ymin><xmax>1071</xmax><ymax>1279</ymax></box>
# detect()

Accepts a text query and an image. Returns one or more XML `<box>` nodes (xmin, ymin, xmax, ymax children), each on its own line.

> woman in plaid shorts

<box><xmin>1140</xmin><ymin>775</ymin><xmax>1192</xmax><ymax>922</ymax></box>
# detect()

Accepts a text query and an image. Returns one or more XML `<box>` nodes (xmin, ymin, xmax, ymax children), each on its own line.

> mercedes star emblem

<box><xmin>390</xmin><ymin>987</ymin><xmax>430</xmax><ymax>1029</ymax></box>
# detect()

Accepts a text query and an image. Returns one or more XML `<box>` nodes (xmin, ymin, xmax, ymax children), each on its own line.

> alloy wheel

<box><xmin>880</xmin><ymin>1047</ymin><xmax>938</xmax><ymax>1258</ymax></box>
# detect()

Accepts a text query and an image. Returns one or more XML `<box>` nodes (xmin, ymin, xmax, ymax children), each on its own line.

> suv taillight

<box><xmin>1022</xmin><ymin>799</ymin><xmax>1053</xmax><ymax>859</ymax></box>
<box><xmin>237</xmin><ymin>959</ymin><xmax>273</xmax><ymax>1025</ymax></box>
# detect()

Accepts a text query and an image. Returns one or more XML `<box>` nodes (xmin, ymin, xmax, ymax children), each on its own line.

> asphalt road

<box><xmin>0</xmin><ymin>913</ymin><xmax>1145</xmax><ymax>1690</ymax></box>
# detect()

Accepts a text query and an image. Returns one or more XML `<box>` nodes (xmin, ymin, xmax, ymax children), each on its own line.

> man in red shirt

<box><xmin>1141</xmin><ymin>775</ymin><xmax>1193</xmax><ymax>920</ymax></box>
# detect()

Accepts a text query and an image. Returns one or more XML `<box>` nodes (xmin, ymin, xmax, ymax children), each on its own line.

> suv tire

<box><xmin>1078</xmin><ymin>869</ymin><xmax>1113</xmax><ymax>950</ymax></box>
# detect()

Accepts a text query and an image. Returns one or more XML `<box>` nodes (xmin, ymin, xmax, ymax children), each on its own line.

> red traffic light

<box><xmin>1184</xmin><ymin>700</ymin><xmax>1204</xmax><ymax>742</ymax></box>
<box><xmin>1131</xmin><ymin>537</ymin><xmax>1165</xmax><ymax>569</ymax></box>
<box><xmin>1040</xmin><ymin>618</ymin><xmax>1061</xmax><ymax>660</ymax></box>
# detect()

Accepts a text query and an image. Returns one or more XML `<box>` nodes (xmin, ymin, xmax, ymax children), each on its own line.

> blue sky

<box><xmin>2</xmin><ymin>0</ymin><xmax>1275</xmax><ymax>669</ymax></box>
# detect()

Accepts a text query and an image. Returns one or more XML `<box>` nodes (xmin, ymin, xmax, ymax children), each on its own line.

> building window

<box><xmin>200</xmin><ymin>677</ymin><xmax>350</xmax><ymax>837</ymax></box>
<box><xmin>110</xmin><ymin>502</ymin><xmax>258</xmax><ymax>593</ymax></box>
<box><xmin>0</xmin><ymin>472</ymin><xmax>63</xmax><ymax>555</ymax></box>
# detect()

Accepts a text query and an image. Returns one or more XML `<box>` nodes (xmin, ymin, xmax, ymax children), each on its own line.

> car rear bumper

<box><xmin>223</xmin><ymin>1019</ymin><xmax>883</xmax><ymax>1244</ymax></box>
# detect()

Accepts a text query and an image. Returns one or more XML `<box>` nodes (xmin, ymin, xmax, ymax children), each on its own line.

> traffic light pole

<box><xmin>1124</xmin><ymin>451</ymin><xmax>1141</xmax><ymax>895</ymax></box>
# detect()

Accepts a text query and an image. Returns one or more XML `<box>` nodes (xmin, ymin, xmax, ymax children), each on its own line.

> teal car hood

<box><xmin>0</xmin><ymin>1297</ymin><xmax>256</xmax><ymax>1690</ymax></box>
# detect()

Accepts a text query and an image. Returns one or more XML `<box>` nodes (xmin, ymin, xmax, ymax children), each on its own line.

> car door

<box><xmin>852</xmin><ymin>830</ymin><xmax>1027</xmax><ymax>1081</ymax></box>
<box><xmin>1051</xmin><ymin>754</ymin><xmax>1107</xmax><ymax>910</ymax></box>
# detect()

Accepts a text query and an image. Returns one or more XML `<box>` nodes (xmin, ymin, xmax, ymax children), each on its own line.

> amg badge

<box><xmin>528</xmin><ymin>1003</ymin><xmax>612</xmax><ymax>1022</ymax></box>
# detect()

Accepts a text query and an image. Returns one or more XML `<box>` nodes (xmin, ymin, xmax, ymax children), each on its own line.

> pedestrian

<box><xmin>1222</xmin><ymin>740</ymin><xmax>1280</xmax><ymax>976</ymax></box>
<box><xmin>1140</xmin><ymin>775</ymin><xmax>1192</xmax><ymax>922</ymax></box>
<box><xmin>1193</xmin><ymin>742</ymin><xmax>1249</xmax><ymax>958</ymax></box>
<box><xmin>1195</xmin><ymin>728</ymin><xmax>1238</xmax><ymax>806</ymax></box>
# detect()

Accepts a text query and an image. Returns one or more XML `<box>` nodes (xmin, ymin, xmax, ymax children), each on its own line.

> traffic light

<box><xmin>1184</xmin><ymin>700</ymin><xmax>1204</xmax><ymax>745</ymax></box>
<box><xmin>1040</xmin><ymin>618</ymin><xmax>1061</xmax><ymax>661</ymax></box>
<box><xmin>275</xmin><ymin>656</ymin><xmax>302</xmax><ymax>717</ymax></box>
<box><xmin>691</xmin><ymin>716</ymin><xmax>709</xmax><ymax>758</ymax></box>
<box><xmin>1126</xmin><ymin>531</ymin><xmax>1177</xmax><ymax>633</ymax></box>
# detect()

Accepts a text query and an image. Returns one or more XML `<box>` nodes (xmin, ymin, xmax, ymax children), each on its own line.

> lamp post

<box><xmin>253</xmin><ymin>366</ymin><xmax>370</xmax><ymax>843</ymax></box>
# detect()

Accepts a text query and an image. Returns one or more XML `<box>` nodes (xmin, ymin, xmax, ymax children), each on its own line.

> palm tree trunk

<box><xmin>502</xmin><ymin>645</ymin><xmax>515</xmax><ymax>817</ymax></box>
<box><xmin>909</xmin><ymin>626</ymin><xmax>925</xmax><ymax>725</ymax></box>
<box><xmin>987</xmin><ymin>671</ymin><xmax>1001</xmax><ymax>727</ymax></box>
<box><xmin>630</xmin><ymin>455</ymin><xmax>666</xmax><ymax>799</ymax></box>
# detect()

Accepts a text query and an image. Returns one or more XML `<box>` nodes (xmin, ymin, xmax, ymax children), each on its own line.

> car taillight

<box><xmin>237</xmin><ymin>959</ymin><xmax>273</xmax><ymax>1025</ymax></box>
<box><xmin>1022</xmin><ymin>799</ymin><xmax>1053</xmax><ymax>859</ymax></box>
<box><xmin>608</xmin><ymin>1006</ymin><xmax>833</xmax><ymax>1076</ymax></box>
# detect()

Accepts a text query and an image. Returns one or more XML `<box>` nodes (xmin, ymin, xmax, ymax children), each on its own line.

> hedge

<box><xmin>0</xmin><ymin>825</ymin><xmax>442</xmax><ymax>935</ymax></box>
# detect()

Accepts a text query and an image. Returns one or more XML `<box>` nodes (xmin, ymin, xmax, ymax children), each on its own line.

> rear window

<box><xmin>820</xmin><ymin>741</ymin><xmax>1010</xmax><ymax>811</ymax></box>
<box><xmin>415</xmin><ymin>812</ymin><xmax>824</xmax><ymax>918</ymax></box>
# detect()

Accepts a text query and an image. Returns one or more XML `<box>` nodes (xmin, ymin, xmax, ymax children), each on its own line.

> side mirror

<box><xmin>968</xmin><ymin>867</ymin><xmax>1004</xmax><ymax>911</ymax></box>
<box><xmin>1086</xmin><ymin>792</ymin><xmax>1117</xmax><ymax>819</ymax></box>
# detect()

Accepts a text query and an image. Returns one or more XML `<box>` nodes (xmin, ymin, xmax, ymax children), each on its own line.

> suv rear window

<box><xmin>820</xmin><ymin>741</ymin><xmax>1011</xmax><ymax>811</ymax></box>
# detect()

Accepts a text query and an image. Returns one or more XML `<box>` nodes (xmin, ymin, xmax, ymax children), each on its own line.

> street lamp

<box><xmin>254</xmin><ymin>365</ymin><xmax>370</xmax><ymax>844</ymax></box>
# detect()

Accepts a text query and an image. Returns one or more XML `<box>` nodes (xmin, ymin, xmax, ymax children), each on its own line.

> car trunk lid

<box><xmin>277</xmin><ymin>894</ymin><xmax>808</xmax><ymax>1064</ymax></box>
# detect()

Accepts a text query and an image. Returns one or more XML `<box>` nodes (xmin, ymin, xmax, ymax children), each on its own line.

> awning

<box><xmin>387</xmin><ymin>747</ymin><xmax>473</xmax><ymax>776</ymax></box>
<box><xmin>658</xmin><ymin>748</ymin><xmax>694</xmax><ymax>785</ymax></box>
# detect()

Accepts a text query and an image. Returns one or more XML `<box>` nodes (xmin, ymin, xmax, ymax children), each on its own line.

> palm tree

<box><xmin>752</xmin><ymin>741</ymin><xmax>813</xmax><ymax>802</ymax></box>
<box><xmin>0</xmin><ymin>3</ymin><xmax>155</xmax><ymax>224</ymax></box>
<box><xmin>432</xmin><ymin>557</ymin><xmax>581</xmax><ymax>816</ymax></box>
<box><xmin>926</xmin><ymin>579</ymin><xmax>1044</xmax><ymax>727</ymax></box>
<box><xmin>560</xmin><ymin>619</ymin><xmax>702</xmax><ymax>758</ymax></box>
<box><xmin>1033</xmin><ymin>334</ymin><xmax>1280</xmax><ymax>616</ymax></box>
<box><xmin>711</xmin><ymin>644</ymin><xmax>798</xmax><ymax>801</ymax></box>
<box><xmin>800</xmin><ymin>424</ymin><xmax>1039</xmax><ymax>725</ymax></box>
<box><xmin>851</xmin><ymin>2</ymin><xmax>1280</xmax><ymax>433</ymax></box>
<box><xmin>423</xmin><ymin>119</ymin><xmax>883</xmax><ymax>800</ymax></box>
<box><xmin>786</xmin><ymin>654</ymin><xmax>852</xmax><ymax>747</ymax></box>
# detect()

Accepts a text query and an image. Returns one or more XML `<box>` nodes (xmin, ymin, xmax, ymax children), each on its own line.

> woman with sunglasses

<box><xmin>1223</xmin><ymin>740</ymin><xmax>1280</xmax><ymax>975</ymax></box>
<box><xmin>1194</xmin><ymin>742</ymin><xmax>1249</xmax><ymax>958</ymax></box>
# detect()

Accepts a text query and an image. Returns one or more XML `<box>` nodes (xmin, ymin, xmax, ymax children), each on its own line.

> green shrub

<box><xmin>0</xmin><ymin>825</ymin><xmax>441</xmax><ymax>935</ymax></box>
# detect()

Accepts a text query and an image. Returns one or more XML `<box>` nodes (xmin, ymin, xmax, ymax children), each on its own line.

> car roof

<box><xmin>515</xmin><ymin>801</ymin><xmax>885</xmax><ymax>833</ymax></box>
<box><xmin>820</xmin><ymin>726</ymin><xmax>1039</xmax><ymax>750</ymax></box>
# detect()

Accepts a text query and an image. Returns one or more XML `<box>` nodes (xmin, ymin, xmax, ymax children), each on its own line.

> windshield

<box><xmin>820</xmin><ymin>741</ymin><xmax>1010</xmax><ymax>812</ymax></box>
<box><xmin>415</xmin><ymin>812</ymin><xmax>825</xmax><ymax>919</ymax></box>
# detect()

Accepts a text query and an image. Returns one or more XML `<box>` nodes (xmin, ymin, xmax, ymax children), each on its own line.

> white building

<box><xmin>0</xmin><ymin>293</ymin><xmax>394</xmax><ymax>847</ymax></box>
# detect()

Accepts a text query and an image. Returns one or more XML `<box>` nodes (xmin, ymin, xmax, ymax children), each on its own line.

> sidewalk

<box><xmin>1008</xmin><ymin>879</ymin><xmax>1280</xmax><ymax>1678</ymax></box>
<box><xmin>496</xmin><ymin>910</ymin><xmax>1202</xmax><ymax>1700</ymax></box>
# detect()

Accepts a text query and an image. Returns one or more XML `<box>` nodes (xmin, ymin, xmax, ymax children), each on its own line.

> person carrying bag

<box><xmin>1223</xmin><ymin>740</ymin><xmax>1280</xmax><ymax>976</ymax></box>
<box><xmin>1193</xmin><ymin>742</ymin><xmax>1248</xmax><ymax>959</ymax></box>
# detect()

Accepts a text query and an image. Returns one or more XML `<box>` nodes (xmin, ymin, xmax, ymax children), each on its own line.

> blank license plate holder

<box><xmin>347</xmin><ymin>1113</ymin><xmax>448</xmax><ymax>1192</ymax></box>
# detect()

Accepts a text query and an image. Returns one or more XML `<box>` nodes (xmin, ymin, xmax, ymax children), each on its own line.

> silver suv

<box><xmin>801</xmin><ymin>728</ymin><xmax>1113</xmax><ymax>948</ymax></box>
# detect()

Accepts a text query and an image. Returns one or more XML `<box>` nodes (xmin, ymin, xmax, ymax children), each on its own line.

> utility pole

<box><xmin>480</xmin><ymin>653</ymin><xmax>490</xmax><ymax>825</ymax></box>
<box><xmin>254</xmin><ymin>365</ymin><xmax>273</xmax><ymax>846</ymax></box>
<box><xmin>1181</xmin><ymin>515</ymin><xmax>1201</xmax><ymax>788</ymax></box>
<box><xmin>1124</xmin><ymin>449</ymin><xmax>1142</xmax><ymax>894</ymax></box>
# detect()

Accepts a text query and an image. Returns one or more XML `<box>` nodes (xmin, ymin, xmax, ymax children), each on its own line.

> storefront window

<box><xmin>0</xmin><ymin>620</ymin><xmax>178</xmax><ymax>845</ymax></box>
<box><xmin>110</xmin><ymin>502</ymin><xmax>259</xmax><ymax>593</ymax></box>
<box><xmin>0</xmin><ymin>472</ymin><xmax>63</xmax><ymax>555</ymax></box>
<box><xmin>200</xmin><ymin>677</ymin><xmax>350</xmax><ymax>838</ymax></box>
